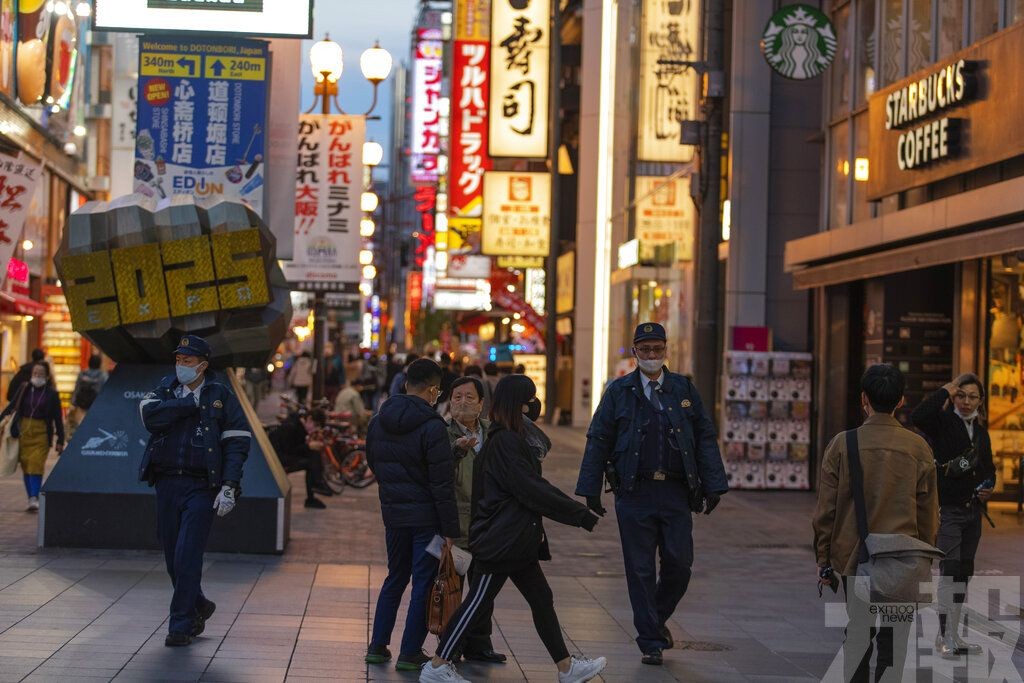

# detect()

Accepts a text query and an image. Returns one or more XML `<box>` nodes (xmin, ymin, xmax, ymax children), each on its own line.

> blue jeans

<box><xmin>155</xmin><ymin>475</ymin><xmax>217</xmax><ymax>635</ymax></box>
<box><xmin>370</xmin><ymin>526</ymin><xmax>438</xmax><ymax>656</ymax></box>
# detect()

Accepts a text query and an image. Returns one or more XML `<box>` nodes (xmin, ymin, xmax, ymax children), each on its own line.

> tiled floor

<box><xmin>0</xmin><ymin>403</ymin><xmax>1022</xmax><ymax>681</ymax></box>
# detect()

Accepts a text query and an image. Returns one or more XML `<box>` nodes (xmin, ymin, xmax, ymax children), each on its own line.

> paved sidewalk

<box><xmin>0</xmin><ymin>407</ymin><xmax>1022</xmax><ymax>681</ymax></box>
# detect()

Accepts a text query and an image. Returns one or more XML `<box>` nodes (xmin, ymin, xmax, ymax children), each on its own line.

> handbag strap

<box><xmin>845</xmin><ymin>429</ymin><xmax>871</xmax><ymax>565</ymax></box>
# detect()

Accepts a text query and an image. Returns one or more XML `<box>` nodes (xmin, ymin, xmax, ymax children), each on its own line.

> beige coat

<box><xmin>812</xmin><ymin>413</ymin><xmax>939</xmax><ymax>576</ymax></box>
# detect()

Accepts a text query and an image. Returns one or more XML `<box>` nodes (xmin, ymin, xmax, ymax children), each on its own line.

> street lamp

<box><xmin>363</xmin><ymin>141</ymin><xmax>383</xmax><ymax>167</ymax></box>
<box><xmin>305</xmin><ymin>35</ymin><xmax>391</xmax><ymax>400</ymax></box>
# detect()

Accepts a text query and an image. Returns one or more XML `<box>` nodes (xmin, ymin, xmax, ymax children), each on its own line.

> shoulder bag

<box><xmin>0</xmin><ymin>383</ymin><xmax>27</xmax><ymax>476</ymax></box>
<box><xmin>846</xmin><ymin>429</ymin><xmax>944</xmax><ymax>604</ymax></box>
<box><xmin>427</xmin><ymin>545</ymin><xmax>463</xmax><ymax>635</ymax></box>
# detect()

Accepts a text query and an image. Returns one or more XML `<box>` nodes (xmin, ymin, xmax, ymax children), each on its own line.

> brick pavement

<box><xmin>0</xmin><ymin>401</ymin><xmax>1022</xmax><ymax>681</ymax></box>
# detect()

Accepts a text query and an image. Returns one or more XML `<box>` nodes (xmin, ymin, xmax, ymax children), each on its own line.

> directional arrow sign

<box><xmin>210</xmin><ymin>60</ymin><xmax>226</xmax><ymax>77</ymax></box>
<box><xmin>177</xmin><ymin>57</ymin><xmax>195</xmax><ymax>75</ymax></box>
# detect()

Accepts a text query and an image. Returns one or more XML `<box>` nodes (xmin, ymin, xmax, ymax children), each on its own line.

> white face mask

<box><xmin>30</xmin><ymin>377</ymin><xmax>45</xmax><ymax>388</ymax></box>
<box><xmin>637</xmin><ymin>358</ymin><xmax>663</xmax><ymax>374</ymax></box>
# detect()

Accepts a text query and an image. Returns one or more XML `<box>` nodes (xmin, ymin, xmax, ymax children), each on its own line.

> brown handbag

<box><xmin>427</xmin><ymin>546</ymin><xmax>463</xmax><ymax>635</ymax></box>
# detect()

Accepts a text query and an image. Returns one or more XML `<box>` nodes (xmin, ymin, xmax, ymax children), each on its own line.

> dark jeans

<box><xmin>370</xmin><ymin>526</ymin><xmax>438</xmax><ymax>656</ymax></box>
<box><xmin>294</xmin><ymin>386</ymin><xmax>309</xmax><ymax>404</ymax></box>
<box><xmin>843</xmin><ymin>577</ymin><xmax>912</xmax><ymax>683</ymax></box>
<box><xmin>155</xmin><ymin>475</ymin><xmax>217</xmax><ymax>635</ymax></box>
<box><xmin>436</xmin><ymin>561</ymin><xmax>568</xmax><ymax>664</ymax></box>
<box><xmin>615</xmin><ymin>479</ymin><xmax>694</xmax><ymax>652</ymax></box>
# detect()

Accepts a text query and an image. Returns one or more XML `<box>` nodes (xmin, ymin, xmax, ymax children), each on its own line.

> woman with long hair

<box><xmin>1</xmin><ymin>362</ymin><xmax>64</xmax><ymax>511</ymax></box>
<box><xmin>420</xmin><ymin>375</ymin><xmax>607</xmax><ymax>683</ymax></box>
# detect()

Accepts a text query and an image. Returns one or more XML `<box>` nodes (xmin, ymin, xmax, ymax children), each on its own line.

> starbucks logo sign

<box><xmin>761</xmin><ymin>4</ymin><xmax>837</xmax><ymax>80</ymax></box>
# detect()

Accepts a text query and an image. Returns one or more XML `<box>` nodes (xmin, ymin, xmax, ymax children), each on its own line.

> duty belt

<box><xmin>157</xmin><ymin>468</ymin><xmax>207</xmax><ymax>479</ymax></box>
<box><xmin>638</xmin><ymin>469</ymin><xmax>684</xmax><ymax>481</ymax></box>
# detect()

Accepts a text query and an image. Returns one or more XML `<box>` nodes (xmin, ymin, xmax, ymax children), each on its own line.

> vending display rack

<box><xmin>721</xmin><ymin>350</ymin><xmax>812</xmax><ymax>490</ymax></box>
<box><xmin>41</xmin><ymin>286</ymin><xmax>83</xmax><ymax>408</ymax></box>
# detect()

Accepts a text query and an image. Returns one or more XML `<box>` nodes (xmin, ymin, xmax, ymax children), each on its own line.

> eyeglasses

<box><xmin>634</xmin><ymin>345</ymin><xmax>666</xmax><ymax>356</ymax></box>
<box><xmin>955</xmin><ymin>392</ymin><xmax>982</xmax><ymax>402</ymax></box>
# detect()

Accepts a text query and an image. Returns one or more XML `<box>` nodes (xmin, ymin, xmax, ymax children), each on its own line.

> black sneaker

<box><xmin>189</xmin><ymin>618</ymin><xmax>205</xmax><ymax>638</ymax></box>
<box><xmin>304</xmin><ymin>497</ymin><xmax>327</xmax><ymax>509</ymax></box>
<box><xmin>165</xmin><ymin>632</ymin><xmax>193</xmax><ymax>647</ymax></box>
<box><xmin>641</xmin><ymin>648</ymin><xmax>663</xmax><ymax>665</ymax></box>
<box><xmin>364</xmin><ymin>644</ymin><xmax>392</xmax><ymax>664</ymax></box>
<box><xmin>396</xmin><ymin>650</ymin><xmax>430</xmax><ymax>671</ymax></box>
<box><xmin>198</xmin><ymin>599</ymin><xmax>217</xmax><ymax>622</ymax></box>
<box><xmin>661</xmin><ymin>626</ymin><xmax>674</xmax><ymax>650</ymax></box>
<box><xmin>464</xmin><ymin>649</ymin><xmax>507</xmax><ymax>663</ymax></box>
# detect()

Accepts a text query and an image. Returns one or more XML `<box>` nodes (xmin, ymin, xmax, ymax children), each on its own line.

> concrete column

<box><xmin>724</xmin><ymin>3</ymin><xmax>773</xmax><ymax>334</ymax></box>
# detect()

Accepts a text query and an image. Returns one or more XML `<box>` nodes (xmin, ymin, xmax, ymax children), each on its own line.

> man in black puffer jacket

<box><xmin>365</xmin><ymin>358</ymin><xmax>460</xmax><ymax>672</ymax></box>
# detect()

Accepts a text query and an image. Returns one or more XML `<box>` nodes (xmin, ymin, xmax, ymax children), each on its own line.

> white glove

<box><xmin>213</xmin><ymin>485</ymin><xmax>237</xmax><ymax>517</ymax></box>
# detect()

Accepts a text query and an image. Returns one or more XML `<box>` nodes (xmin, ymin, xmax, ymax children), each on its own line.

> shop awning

<box><xmin>0</xmin><ymin>291</ymin><xmax>48</xmax><ymax>316</ymax></box>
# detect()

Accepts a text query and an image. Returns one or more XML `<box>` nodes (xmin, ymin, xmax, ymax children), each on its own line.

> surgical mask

<box><xmin>176</xmin><ymin>363</ymin><xmax>204</xmax><ymax>385</ymax></box>
<box><xmin>30</xmin><ymin>377</ymin><xmax>45</xmax><ymax>388</ymax></box>
<box><xmin>525</xmin><ymin>397</ymin><xmax>542</xmax><ymax>422</ymax></box>
<box><xmin>637</xmin><ymin>358</ymin><xmax>664</xmax><ymax>374</ymax></box>
<box><xmin>453</xmin><ymin>402</ymin><xmax>482</xmax><ymax>424</ymax></box>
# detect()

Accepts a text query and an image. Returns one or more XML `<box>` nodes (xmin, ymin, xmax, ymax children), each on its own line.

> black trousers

<box><xmin>842</xmin><ymin>577</ymin><xmax>912</xmax><ymax>683</ymax></box>
<box><xmin>459</xmin><ymin>562</ymin><xmax>495</xmax><ymax>655</ymax></box>
<box><xmin>436</xmin><ymin>561</ymin><xmax>569</xmax><ymax>664</ymax></box>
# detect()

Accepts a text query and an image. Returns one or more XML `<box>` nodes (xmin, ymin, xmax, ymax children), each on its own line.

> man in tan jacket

<box><xmin>812</xmin><ymin>364</ymin><xmax>939</xmax><ymax>683</ymax></box>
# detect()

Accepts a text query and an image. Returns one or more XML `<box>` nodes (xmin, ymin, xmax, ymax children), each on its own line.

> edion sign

<box><xmin>93</xmin><ymin>0</ymin><xmax>312</xmax><ymax>38</ymax></box>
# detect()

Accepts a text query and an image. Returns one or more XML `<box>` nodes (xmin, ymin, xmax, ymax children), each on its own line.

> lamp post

<box><xmin>306</xmin><ymin>36</ymin><xmax>392</xmax><ymax>401</ymax></box>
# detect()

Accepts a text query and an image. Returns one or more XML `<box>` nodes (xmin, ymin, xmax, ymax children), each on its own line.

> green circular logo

<box><xmin>761</xmin><ymin>4</ymin><xmax>837</xmax><ymax>80</ymax></box>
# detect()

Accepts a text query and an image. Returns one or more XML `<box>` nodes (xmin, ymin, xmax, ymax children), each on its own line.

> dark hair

<box><xmin>308</xmin><ymin>408</ymin><xmax>326</xmax><ymax>426</ymax></box>
<box><xmin>405</xmin><ymin>353</ymin><xmax>421</xmax><ymax>368</ymax></box>
<box><xmin>450</xmin><ymin>376</ymin><xmax>483</xmax><ymax>400</ymax></box>
<box><xmin>406</xmin><ymin>358</ymin><xmax>442</xmax><ymax>391</ymax></box>
<box><xmin>483</xmin><ymin>362</ymin><xmax>498</xmax><ymax>377</ymax></box>
<box><xmin>440</xmin><ymin>353</ymin><xmax>451</xmax><ymax>367</ymax></box>
<box><xmin>464</xmin><ymin>364</ymin><xmax>483</xmax><ymax>377</ymax></box>
<box><xmin>861</xmin><ymin>364</ymin><xmax>905</xmax><ymax>414</ymax></box>
<box><xmin>31</xmin><ymin>349</ymin><xmax>44</xmax><ymax>362</ymax></box>
<box><xmin>514</xmin><ymin>364</ymin><xmax>526</xmax><ymax>374</ymax></box>
<box><xmin>490</xmin><ymin>374</ymin><xmax>536</xmax><ymax>433</ymax></box>
<box><xmin>88</xmin><ymin>354</ymin><xmax>102</xmax><ymax>370</ymax></box>
<box><xmin>32</xmin><ymin>362</ymin><xmax>50</xmax><ymax>377</ymax></box>
<box><xmin>956</xmin><ymin>373</ymin><xmax>985</xmax><ymax>398</ymax></box>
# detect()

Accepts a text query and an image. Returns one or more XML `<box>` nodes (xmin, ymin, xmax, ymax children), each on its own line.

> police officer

<box><xmin>576</xmin><ymin>323</ymin><xmax>728</xmax><ymax>666</ymax></box>
<box><xmin>139</xmin><ymin>335</ymin><xmax>251</xmax><ymax>647</ymax></box>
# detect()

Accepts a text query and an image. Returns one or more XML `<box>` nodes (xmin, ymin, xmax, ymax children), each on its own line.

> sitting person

<box><xmin>335</xmin><ymin>378</ymin><xmax>371</xmax><ymax>436</ymax></box>
<box><xmin>269</xmin><ymin>408</ymin><xmax>329</xmax><ymax>509</ymax></box>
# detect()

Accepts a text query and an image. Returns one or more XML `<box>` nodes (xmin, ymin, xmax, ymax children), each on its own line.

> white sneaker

<box><xmin>419</xmin><ymin>661</ymin><xmax>470</xmax><ymax>683</ymax></box>
<box><xmin>26</xmin><ymin>497</ymin><xmax>39</xmax><ymax>512</ymax></box>
<box><xmin>558</xmin><ymin>655</ymin><xmax>607</xmax><ymax>683</ymax></box>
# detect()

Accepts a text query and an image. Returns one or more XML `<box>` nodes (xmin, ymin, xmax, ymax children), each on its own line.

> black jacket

<box><xmin>470</xmin><ymin>423</ymin><xmax>596</xmax><ymax>573</ymax></box>
<box><xmin>1</xmin><ymin>383</ymin><xmax>65</xmax><ymax>446</ymax></box>
<box><xmin>367</xmin><ymin>394</ymin><xmax>460</xmax><ymax>538</ymax></box>
<box><xmin>910</xmin><ymin>387</ymin><xmax>996</xmax><ymax>506</ymax></box>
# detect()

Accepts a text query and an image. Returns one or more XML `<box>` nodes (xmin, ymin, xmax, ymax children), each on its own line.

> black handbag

<box><xmin>941</xmin><ymin>421</ymin><xmax>979</xmax><ymax>479</ymax></box>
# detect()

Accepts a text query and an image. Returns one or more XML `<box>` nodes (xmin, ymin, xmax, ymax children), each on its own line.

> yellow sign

<box><xmin>635</xmin><ymin>176</ymin><xmax>695</xmax><ymax>261</ymax></box>
<box><xmin>482</xmin><ymin>171</ymin><xmax>551</xmax><ymax>257</ymax></box>
<box><xmin>140</xmin><ymin>52</ymin><xmax>201</xmax><ymax>78</ymax></box>
<box><xmin>455</xmin><ymin>0</ymin><xmax>490</xmax><ymax>41</ymax></box>
<box><xmin>489</xmin><ymin>0</ymin><xmax>550</xmax><ymax>157</ymax></box>
<box><xmin>497</xmin><ymin>255</ymin><xmax>544</xmax><ymax>269</ymax></box>
<box><xmin>514</xmin><ymin>353</ymin><xmax>546</xmax><ymax>410</ymax></box>
<box><xmin>204</xmin><ymin>55</ymin><xmax>266</xmax><ymax>81</ymax></box>
<box><xmin>556</xmin><ymin>251</ymin><xmax>574</xmax><ymax>314</ymax></box>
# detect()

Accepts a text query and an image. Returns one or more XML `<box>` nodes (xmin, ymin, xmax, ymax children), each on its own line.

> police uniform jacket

<box><xmin>576</xmin><ymin>368</ymin><xmax>728</xmax><ymax>500</ymax></box>
<box><xmin>138</xmin><ymin>371</ymin><xmax>251</xmax><ymax>488</ymax></box>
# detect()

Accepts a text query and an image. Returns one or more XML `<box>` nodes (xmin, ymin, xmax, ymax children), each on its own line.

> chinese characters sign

<box><xmin>482</xmin><ymin>171</ymin><xmax>550</xmax><ymax>257</ymax></box>
<box><xmin>456</xmin><ymin>0</ymin><xmax>489</xmax><ymax>41</ymax></box>
<box><xmin>489</xmin><ymin>0</ymin><xmax>549</xmax><ymax>158</ymax></box>
<box><xmin>283</xmin><ymin>114</ymin><xmax>365</xmax><ymax>288</ymax></box>
<box><xmin>134</xmin><ymin>36</ymin><xmax>269</xmax><ymax>213</ymax></box>
<box><xmin>0</xmin><ymin>152</ymin><xmax>41</xmax><ymax>290</ymax></box>
<box><xmin>411</xmin><ymin>29</ymin><xmax>443</xmax><ymax>184</ymax></box>
<box><xmin>635</xmin><ymin>176</ymin><xmax>694</xmax><ymax>261</ymax></box>
<box><xmin>450</xmin><ymin>33</ymin><xmax>492</xmax><ymax>248</ymax></box>
<box><xmin>414</xmin><ymin>185</ymin><xmax>438</xmax><ymax>268</ymax></box>
<box><xmin>638</xmin><ymin>0</ymin><xmax>699</xmax><ymax>162</ymax></box>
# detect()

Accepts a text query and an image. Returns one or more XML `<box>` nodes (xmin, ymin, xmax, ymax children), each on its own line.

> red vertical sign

<box><xmin>449</xmin><ymin>40</ymin><xmax>492</xmax><ymax>222</ymax></box>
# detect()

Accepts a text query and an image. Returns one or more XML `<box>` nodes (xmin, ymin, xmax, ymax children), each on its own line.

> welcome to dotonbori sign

<box><xmin>867</xmin><ymin>21</ymin><xmax>1024</xmax><ymax>200</ymax></box>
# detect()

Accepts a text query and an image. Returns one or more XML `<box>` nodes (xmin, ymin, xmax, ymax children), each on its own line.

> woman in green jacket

<box><xmin>444</xmin><ymin>376</ymin><xmax>505</xmax><ymax>664</ymax></box>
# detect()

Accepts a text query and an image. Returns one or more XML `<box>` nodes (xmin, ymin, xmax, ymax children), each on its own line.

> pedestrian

<box><xmin>364</xmin><ymin>358</ymin><xmax>460</xmax><ymax>671</ymax></box>
<box><xmin>575</xmin><ymin>322</ymin><xmax>728</xmax><ymax>665</ymax></box>
<box><xmin>324</xmin><ymin>347</ymin><xmax>344</xmax><ymax>404</ymax></box>
<box><xmin>0</xmin><ymin>362</ymin><xmax>64</xmax><ymax>511</ymax></box>
<box><xmin>436</xmin><ymin>353</ymin><xmax>459</xmax><ymax>416</ymax></box>
<box><xmin>334</xmin><ymin>376</ymin><xmax>370</xmax><ymax>436</ymax></box>
<box><xmin>910</xmin><ymin>372</ymin><xmax>995</xmax><ymax>659</ymax></box>
<box><xmin>359</xmin><ymin>354</ymin><xmax>382</xmax><ymax>409</ymax></box>
<box><xmin>68</xmin><ymin>355</ymin><xmax>107</xmax><ymax>436</ymax></box>
<box><xmin>388</xmin><ymin>352</ymin><xmax>419</xmax><ymax>398</ymax></box>
<box><xmin>138</xmin><ymin>335</ymin><xmax>251</xmax><ymax>647</ymax></box>
<box><xmin>483</xmin><ymin>361</ymin><xmax>499</xmax><ymax>395</ymax></box>
<box><xmin>288</xmin><ymin>351</ymin><xmax>314</xmax><ymax>405</ymax></box>
<box><xmin>463</xmin><ymin>364</ymin><xmax>492</xmax><ymax>417</ymax></box>
<box><xmin>7</xmin><ymin>348</ymin><xmax>46</xmax><ymax>400</ymax></box>
<box><xmin>813</xmin><ymin>364</ymin><xmax>939</xmax><ymax>682</ymax></box>
<box><xmin>421</xmin><ymin>374</ymin><xmax>606</xmax><ymax>683</ymax></box>
<box><xmin>444</xmin><ymin>376</ymin><xmax>505</xmax><ymax>664</ymax></box>
<box><xmin>268</xmin><ymin>407</ymin><xmax>329</xmax><ymax>510</ymax></box>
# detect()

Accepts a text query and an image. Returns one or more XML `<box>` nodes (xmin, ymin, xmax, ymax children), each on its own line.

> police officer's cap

<box><xmin>633</xmin><ymin>322</ymin><xmax>667</xmax><ymax>344</ymax></box>
<box><xmin>174</xmin><ymin>335</ymin><xmax>211</xmax><ymax>359</ymax></box>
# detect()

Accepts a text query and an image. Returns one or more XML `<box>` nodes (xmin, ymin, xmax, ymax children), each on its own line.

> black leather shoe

<box><xmin>198</xmin><ymin>599</ymin><xmax>217</xmax><ymax>622</ymax></box>
<box><xmin>189</xmin><ymin>617</ymin><xmax>205</xmax><ymax>638</ymax></box>
<box><xmin>464</xmin><ymin>649</ymin><xmax>507</xmax><ymax>663</ymax></box>
<box><xmin>304</xmin><ymin>497</ymin><xmax>327</xmax><ymax>509</ymax></box>
<box><xmin>641</xmin><ymin>649</ymin><xmax>663</xmax><ymax>665</ymax></box>
<box><xmin>311</xmin><ymin>484</ymin><xmax>334</xmax><ymax>497</ymax></box>
<box><xmin>661</xmin><ymin>626</ymin><xmax>674</xmax><ymax>650</ymax></box>
<box><xmin>165</xmin><ymin>632</ymin><xmax>193</xmax><ymax>647</ymax></box>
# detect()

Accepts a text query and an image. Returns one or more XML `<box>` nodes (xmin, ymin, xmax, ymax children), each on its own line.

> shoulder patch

<box><xmin>681</xmin><ymin>399</ymin><xmax>692</xmax><ymax>408</ymax></box>
<box><xmin>213</xmin><ymin>400</ymin><xmax>223</xmax><ymax>409</ymax></box>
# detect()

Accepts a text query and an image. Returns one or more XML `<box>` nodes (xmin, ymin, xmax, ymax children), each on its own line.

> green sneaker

<box><xmin>365</xmin><ymin>644</ymin><xmax>392</xmax><ymax>664</ymax></box>
<box><xmin>395</xmin><ymin>650</ymin><xmax>430</xmax><ymax>671</ymax></box>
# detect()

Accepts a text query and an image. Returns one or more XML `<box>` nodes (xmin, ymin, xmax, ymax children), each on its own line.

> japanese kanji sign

<box><xmin>283</xmin><ymin>114</ymin><xmax>365</xmax><ymax>288</ymax></box>
<box><xmin>635</xmin><ymin>176</ymin><xmax>694</xmax><ymax>261</ymax></box>
<box><xmin>134</xmin><ymin>36</ymin><xmax>269</xmax><ymax>213</ymax></box>
<box><xmin>638</xmin><ymin>0</ymin><xmax>699</xmax><ymax>162</ymax></box>
<box><xmin>411</xmin><ymin>29</ymin><xmax>443</xmax><ymax>184</ymax></box>
<box><xmin>455</xmin><ymin>0</ymin><xmax>489</xmax><ymax>41</ymax></box>
<box><xmin>449</xmin><ymin>34</ymin><xmax>492</xmax><ymax>249</ymax></box>
<box><xmin>482</xmin><ymin>171</ymin><xmax>550</xmax><ymax>257</ymax></box>
<box><xmin>0</xmin><ymin>151</ymin><xmax>41</xmax><ymax>290</ymax></box>
<box><xmin>489</xmin><ymin>0</ymin><xmax>549</xmax><ymax>158</ymax></box>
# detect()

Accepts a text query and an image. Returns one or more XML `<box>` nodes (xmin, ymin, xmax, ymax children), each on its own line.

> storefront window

<box><xmin>832</xmin><ymin>4</ymin><xmax>852</xmax><ymax>119</ymax></box>
<box><xmin>986</xmin><ymin>254</ymin><xmax>1024</xmax><ymax>498</ymax></box>
<box><xmin>1015</xmin><ymin>0</ymin><xmax>1024</xmax><ymax>23</ymax></box>
<box><xmin>829</xmin><ymin>122</ymin><xmax>851</xmax><ymax>228</ymax></box>
<box><xmin>908</xmin><ymin>0</ymin><xmax>934</xmax><ymax>72</ymax></box>
<box><xmin>938</xmin><ymin>0</ymin><xmax>965</xmax><ymax>58</ymax></box>
<box><xmin>852</xmin><ymin>114</ymin><xmax>873</xmax><ymax>222</ymax></box>
<box><xmin>881</xmin><ymin>0</ymin><xmax>904</xmax><ymax>85</ymax></box>
<box><xmin>856</xmin><ymin>0</ymin><xmax>878</xmax><ymax>104</ymax></box>
<box><xmin>971</xmin><ymin>0</ymin><xmax>1000</xmax><ymax>41</ymax></box>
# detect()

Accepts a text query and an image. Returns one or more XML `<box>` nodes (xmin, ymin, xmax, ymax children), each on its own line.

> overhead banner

<box><xmin>638</xmin><ymin>0</ymin><xmax>700</xmax><ymax>162</ymax></box>
<box><xmin>111</xmin><ymin>33</ymin><xmax>139</xmax><ymax>198</ymax></box>
<box><xmin>94</xmin><ymin>0</ymin><xmax>313</xmax><ymax>38</ymax></box>
<box><xmin>635</xmin><ymin>175</ymin><xmax>694</xmax><ymax>261</ymax></box>
<box><xmin>134</xmin><ymin>36</ymin><xmax>269</xmax><ymax>213</ymax></box>
<box><xmin>489</xmin><ymin>0</ymin><xmax>549</xmax><ymax>158</ymax></box>
<box><xmin>0</xmin><ymin>152</ymin><xmax>42</xmax><ymax>289</ymax></box>
<box><xmin>449</xmin><ymin>36</ymin><xmax>492</xmax><ymax>250</ymax></box>
<box><xmin>411</xmin><ymin>28</ymin><xmax>443</xmax><ymax>184</ymax></box>
<box><xmin>283</xmin><ymin>114</ymin><xmax>365</xmax><ymax>289</ymax></box>
<box><xmin>482</xmin><ymin>171</ymin><xmax>550</xmax><ymax>257</ymax></box>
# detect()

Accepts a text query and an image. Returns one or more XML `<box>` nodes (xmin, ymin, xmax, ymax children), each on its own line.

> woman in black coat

<box><xmin>420</xmin><ymin>375</ymin><xmax>607</xmax><ymax>683</ymax></box>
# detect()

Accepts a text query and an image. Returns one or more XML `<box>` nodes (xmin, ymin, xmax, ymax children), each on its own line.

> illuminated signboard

<box><xmin>489</xmin><ymin>0</ymin><xmax>549</xmax><ymax>158</ymax></box>
<box><xmin>411</xmin><ymin>29</ymin><xmax>443</xmax><ymax>184</ymax></box>
<box><xmin>635</xmin><ymin>175</ymin><xmax>694</xmax><ymax>261</ymax></box>
<box><xmin>482</xmin><ymin>171</ymin><xmax>550</xmax><ymax>257</ymax></box>
<box><xmin>449</xmin><ymin>36</ymin><xmax>492</xmax><ymax>249</ymax></box>
<box><xmin>93</xmin><ymin>0</ymin><xmax>313</xmax><ymax>38</ymax></box>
